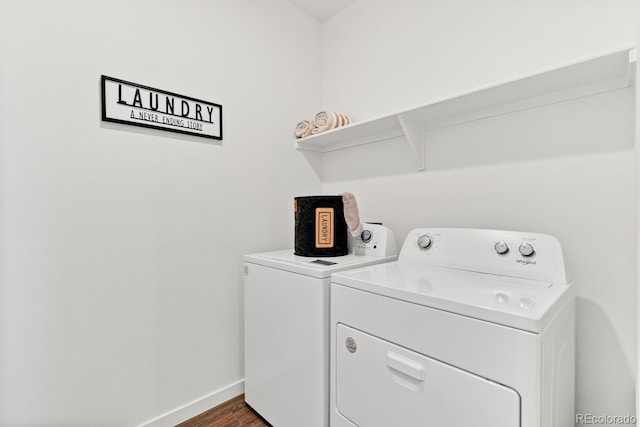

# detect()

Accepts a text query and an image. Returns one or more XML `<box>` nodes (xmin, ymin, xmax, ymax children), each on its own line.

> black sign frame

<box><xmin>101</xmin><ymin>75</ymin><xmax>223</xmax><ymax>140</ymax></box>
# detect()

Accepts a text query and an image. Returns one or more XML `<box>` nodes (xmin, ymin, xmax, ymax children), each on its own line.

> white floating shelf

<box><xmin>295</xmin><ymin>46</ymin><xmax>637</xmax><ymax>171</ymax></box>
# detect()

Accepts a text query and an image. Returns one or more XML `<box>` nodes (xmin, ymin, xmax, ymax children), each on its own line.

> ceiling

<box><xmin>286</xmin><ymin>0</ymin><xmax>357</xmax><ymax>22</ymax></box>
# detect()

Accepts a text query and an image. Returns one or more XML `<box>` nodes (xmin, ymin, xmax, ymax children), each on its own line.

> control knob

<box><xmin>361</xmin><ymin>229</ymin><xmax>372</xmax><ymax>243</ymax></box>
<box><xmin>417</xmin><ymin>234</ymin><xmax>432</xmax><ymax>250</ymax></box>
<box><xmin>494</xmin><ymin>241</ymin><xmax>509</xmax><ymax>255</ymax></box>
<box><xmin>519</xmin><ymin>242</ymin><xmax>535</xmax><ymax>257</ymax></box>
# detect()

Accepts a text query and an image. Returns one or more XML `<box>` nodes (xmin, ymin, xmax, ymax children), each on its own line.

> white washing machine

<box><xmin>330</xmin><ymin>228</ymin><xmax>575</xmax><ymax>427</ymax></box>
<box><xmin>244</xmin><ymin>223</ymin><xmax>398</xmax><ymax>427</ymax></box>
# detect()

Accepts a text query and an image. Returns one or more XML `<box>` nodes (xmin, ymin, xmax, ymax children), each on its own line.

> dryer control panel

<box><xmin>399</xmin><ymin>228</ymin><xmax>568</xmax><ymax>285</ymax></box>
<box><xmin>351</xmin><ymin>223</ymin><xmax>397</xmax><ymax>258</ymax></box>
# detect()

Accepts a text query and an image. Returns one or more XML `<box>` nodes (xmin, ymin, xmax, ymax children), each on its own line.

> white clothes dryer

<box><xmin>244</xmin><ymin>223</ymin><xmax>397</xmax><ymax>427</ymax></box>
<box><xmin>330</xmin><ymin>228</ymin><xmax>575</xmax><ymax>427</ymax></box>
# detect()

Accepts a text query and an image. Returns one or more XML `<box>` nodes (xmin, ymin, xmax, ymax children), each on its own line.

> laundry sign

<box><xmin>101</xmin><ymin>75</ymin><xmax>222</xmax><ymax>140</ymax></box>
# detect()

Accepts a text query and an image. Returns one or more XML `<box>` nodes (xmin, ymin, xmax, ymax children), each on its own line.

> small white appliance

<box><xmin>244</xmin><ymin>223</ymin><xmax>398</xmax><ymax>427</ymax></box>
<box><xmin>330</xmin><ymin>228</ymin><xmax>575</xmax><ymax>427</ymax></box>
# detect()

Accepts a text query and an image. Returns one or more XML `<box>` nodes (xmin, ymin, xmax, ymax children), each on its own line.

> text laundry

<box><xmin>117</xmin><ymin>84</ymin><xmax>215</xmax><ymax>123</ymax></box>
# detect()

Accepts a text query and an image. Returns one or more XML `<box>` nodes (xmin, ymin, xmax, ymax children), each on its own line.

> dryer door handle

<box><xmin>386</xmin><ymin>351</ymin><xmax>426</xmax><ymax>381</ymax></box>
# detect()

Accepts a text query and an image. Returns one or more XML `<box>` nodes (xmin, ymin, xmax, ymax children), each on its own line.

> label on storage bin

<box><xmin>315</xmin><ymin>207</ymin><xmax>334</xmax><ymax>248</ymax></box>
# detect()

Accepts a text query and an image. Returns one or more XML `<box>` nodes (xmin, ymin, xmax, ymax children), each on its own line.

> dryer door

<box><xmin>336</xmin><ymin>324</ymin><xmax>521</xmax><ymax>427</ymax></box>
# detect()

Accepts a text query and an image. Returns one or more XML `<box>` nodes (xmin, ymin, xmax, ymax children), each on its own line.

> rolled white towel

<box><xmin>337</xmin><ymin>113</ymin><xmax>352</xmax><ymax>127</ymax></box>
<box><xmin>312</xmin><ymin>111</ymin><xmax>338</xmax><ymax>134</ymax></box>
<box><xmin>294</xmin><ymin>120</ymin><xmax>314</xmax><ymax>139</ymax></box>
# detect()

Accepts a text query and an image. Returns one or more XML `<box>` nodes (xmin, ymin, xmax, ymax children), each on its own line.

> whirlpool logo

<box><xmin>516</xmin><ymin>259</ymin><xmax>537</xmax><ymax>266</ymax></box>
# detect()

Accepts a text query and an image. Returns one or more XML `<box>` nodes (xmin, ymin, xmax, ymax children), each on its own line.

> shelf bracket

<box><xmin>397</xmin><ymin>114</ymin><xmax>425</xmax><ymax>171</ymax></box>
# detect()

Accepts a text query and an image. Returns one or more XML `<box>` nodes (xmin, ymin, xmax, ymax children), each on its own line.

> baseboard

<box><xmin>136</xmin><ymin>380</ymin><xmax>245</xmax><ymax>427</ymax></box>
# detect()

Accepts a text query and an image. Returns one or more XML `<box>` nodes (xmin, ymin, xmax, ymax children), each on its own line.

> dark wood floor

<box><xmin>177</xmin><ymin>394</ymin><xmax>270</xmax><ymax>427</ymax></box>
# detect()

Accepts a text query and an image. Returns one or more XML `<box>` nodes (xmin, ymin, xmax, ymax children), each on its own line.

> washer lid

<box><xmin>244</xmin><ymin>249</ymin><xmax>398</xmax><ymax>279</ymax></box>
<box><xmin>331</xmin><ymin>261</ymin><xmax>573</xmax><ymax>333</ymax></box>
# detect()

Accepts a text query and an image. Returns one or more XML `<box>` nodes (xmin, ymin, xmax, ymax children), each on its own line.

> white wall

<box><xmin>0</xmin><ymin>1</ymin><xmax>321</xmax><ymax>425</ymax></box>
<box><xmin>321</xmin><ymin>0</ymin><xmax>638</xmax><ymax>422</ymax></box>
